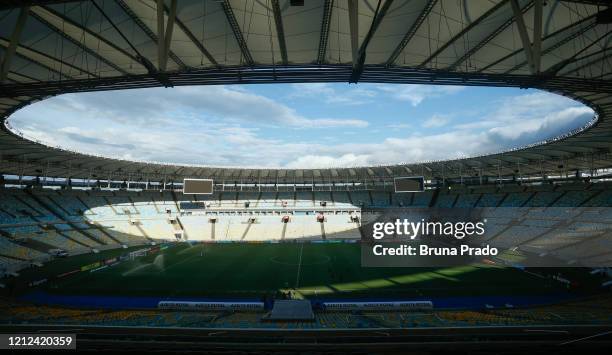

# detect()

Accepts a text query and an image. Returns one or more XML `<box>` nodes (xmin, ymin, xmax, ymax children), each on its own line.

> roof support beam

<box><xmin>316</xmin><ymin>0</ymin><xmax>334</xmax><ymax>64</ymax></box>
<box><xmin>157</xmin><ymin>0</ymin><xmax>165</xmax><ymax>71</ymax></box>
<box><xmin>479</xmin><ymin>13</ymin><xmax>596</xmax><ymax>73</ymax></box>
<box><xmin>157</xmin><ymin>0</ymin><xmax>177</xmax><ymax>72</ymax></box>
<box><xmin>29</xmin><ymin>10</ymin><xmax>129</xmax><ymax>76</ymax></box>
<box><xmin>0</xmin><ymin>1</ymin><xmax>82</xmax><ymax>11</ymax></box>
<box><xmin>510</xmin><ymin>0</ymin><xmax>542</xmax><ymax>74</ymax></box>
<box><xmin>164</xmin><ymin>0</ymin><xmax>177</xmax><ymax>68</ymax></box>
<box><xmin>220</xmin><ymin>0</ymin><xmax>254</xmax><ymax>66</ymax></box>
<box><xmin>420</xmin><ymin>0</ymin><xmax>509</xmax><ymax>68</ymax></box>
<box><xmin>5</xmin><ymin>70</ymin><xmax>40</xmax><ymax>83</ymax></box>
<box><xmin>507</xmin><ymin>15</ymin><xmax>598</xmax><ymax>74</ymax></box>
<box><xmin>546</xmin><ymin>30</ymin><xmax>612</xmax><ymax>76</ymax></box>
<box><xmin>511</xmin><ymin>0</ymin><xmax>534</xmax><ymax>72</ymax></box>
<box><xmin>385</xmin><ymin>0</ymin><xmax>437</xmax><ymax>67</ymax></box>
<box><xmin>0</xmin><ymin>37</ymin><xmax>98</xmax><ymax>78</ymax></box>
<box><xmin>39</xmin><ymin>5</ymin><xmax>142</xmax><ymax>69</ymax></box>
<box><xmin>162</xmin><ymin>5</ymin><xmax>217</xmax><ymax>67</ymax></box>
<box><xmin>89</xmin><ymin>2</ymin><xmax>155</xmax><ymax>74</ymax></box>
<box><xmin>11</xmin><ymin>49</ymin><xmax>74</xmax><ymax>81</ymax></box>
<box><xmin>271</xmin><ymin>0</ymin><xmax>288</xmax><ymax>65</ymax></box>
<box><xmin>532</xmin><ymin>0</ymin><xmax>543</xmax><ymax>72</ymax></box>
<box><xmin>562</xmin><ymin>48</ymin><xmax>612</xmax><ymax>77</ymax></box>
<box><xmin>448</xmin><ymin>1</ymin><xmax>534</xmax><ymax>71</ymax></box>
<box><xmin>348</xmin><ymin>0</ymin><xmax>359</xmax><ymax>65</ymax></box>
<box><xmin>350</xmin><ymin>0</ymin><xmax>394</xmax><ymax>83</ymax></box>
<box><xmin>115</xmin><ymin>0</ymin><xmax>186</xmax><ymax>70</ymax></box>
<box><xmin>0</xmin><ymin>6</ymin><xmax>30</xmax><ymax>83</ymax></box>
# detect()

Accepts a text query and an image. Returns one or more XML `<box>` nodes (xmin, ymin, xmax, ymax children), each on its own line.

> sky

<box><xmin>6</xmin><ymin>83</ymin><xmax>595</xmax><ymax>169</ymax></box>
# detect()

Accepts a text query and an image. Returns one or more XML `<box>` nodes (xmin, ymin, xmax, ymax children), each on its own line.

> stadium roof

<box><xmin>0</xmin><ymin>0</ymin><xmax>611</xmax><ymax>183</ymax></box>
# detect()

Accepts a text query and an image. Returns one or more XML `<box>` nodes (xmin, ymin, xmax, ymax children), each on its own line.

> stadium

<box><xmin>0</xmin><ymin>0</ymin><xmax>611</xmax><ymax>353</ymax></box>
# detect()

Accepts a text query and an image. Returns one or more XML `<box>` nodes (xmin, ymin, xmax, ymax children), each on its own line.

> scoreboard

<box><xmin>394</xmin><ymin>176</ymin><xmax>425</xmax><ymax>192</ymax></box>
<box><xmin>182</xmin><ymin>179</ymin><xmax>213</xmax><ymax>194</ymax></box>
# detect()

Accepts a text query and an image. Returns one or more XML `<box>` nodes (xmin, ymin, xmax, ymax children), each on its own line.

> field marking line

<box><xmin>124</xmin><ymin>248</ymin><xmax>204</xmax><ymax>276</ymax></box>
<box><xmin>559</xmin><ymin>330</ymin><xmax>612</xmax><ymax>345</ymax></box>
<box><xmin>163</xmin><ymin>252</ymin><xmax>204</xmax><ymax>272</ymax></box>
<box><xmin>549</xmin><ymin>312</ymin><xmax>564</xmax><ymax>320</ymax></box>
<box><xmin>121</xmin><ymin>263</ymin><xmax>153</xmax><ymax>276</ymax></box>
<box><xmin>294</xmin><ymin>243</ymin><xmax>304</xmax><ymax>289</ymax></box>
<box><xmin>177</xmin><ymin>244</ymin><xmax>198</xmax><ymax>255</ymax></box>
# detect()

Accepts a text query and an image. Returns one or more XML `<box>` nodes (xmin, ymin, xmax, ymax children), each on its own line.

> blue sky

<box><xmin>7</xmin><ymin>83</ymin><xmax>594</xmax><ymax>168</ymax></box>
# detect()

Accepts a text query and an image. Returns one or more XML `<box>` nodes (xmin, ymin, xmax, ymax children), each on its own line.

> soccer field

<box><xmin>11</xmin><ymin>242</ymin><xmax>581</xmax><ymax>300</ymax></box>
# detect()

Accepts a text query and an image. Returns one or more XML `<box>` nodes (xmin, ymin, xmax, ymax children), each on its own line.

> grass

<box><xmin>7</xmin><ymin>242</ymin><xmax>584</xmax><ymax>300</ymax></box>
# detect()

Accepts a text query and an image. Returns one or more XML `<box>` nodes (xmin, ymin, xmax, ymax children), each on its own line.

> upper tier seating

<box><xmin>499</xmin><ymin>192</ymin><xmax>532</xmax><ymax>207</ymax></box>
<box><xmin>332</xmin><ymin>191</ymin><xmax>353</xmax><ymax>208</ymax></box>
<box><xmin>370</xmin><ymin>192</ymin><xmax>390</xmax><ymax>207</ymax></box>
<box><xmin>350</xmin><ymin>192</ymin><xmax>371</xmax><ymax>206</ymax></box>
<box><xmin>435</xmin><ymin>193</ymin><xmax>456</xmax><ymax>208</ymax></box>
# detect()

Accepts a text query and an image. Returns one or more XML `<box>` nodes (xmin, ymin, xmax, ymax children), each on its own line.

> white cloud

<box><xmin>31</xmin><ymin>86</ymin><xmax>369</xmax><ymax>129</ymax></box>
<box><xmin>175</xmin><ymin>86</ymin><xmax>369</xmax><ymax>128</ymax></box>
<box><xmin>377</xmin><ymin>85</ymin><xmax>464</xmax><ymax>106</ymax></box>
<box><xmin>7</xmin><ymin>86</ymin><xmax>595</xmax><ymax>169</ymax></box>
<box><xmin>284</xmin><ymin>154</ymin><xmax>371</xmax><ymax>169</ymax></box>
<box><xmin>387</xmin><ymin>123</ymin><xmax>412</xmax><ymax>129</ymax></box>
<box><xmin>422</xmin><ymin>114</ymin><xmax>450</xmax><ymax>128</ymax></box>
<box><xmin>288</xmin><ymin>83</ymin><xmax>377</xmax><ymax>105</ymax></box>
<box><xmin>485</xmin><ymin>106</ymin><xmax>593</xmax><ymax>145</ymax></box>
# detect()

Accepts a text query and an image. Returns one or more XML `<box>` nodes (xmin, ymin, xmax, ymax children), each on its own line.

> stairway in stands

<box><xmin>24</xmin><ymin>190</ymin><xmax>107</xmax><ymax>247</ymax></box>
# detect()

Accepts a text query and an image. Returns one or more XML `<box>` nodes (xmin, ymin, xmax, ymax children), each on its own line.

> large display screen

<box><xmin>183</xmin><ymin>179</ymin><xmax>213</xmax><ymax>194</ymax></box>
<box><xmin>394</xmin><ymin>177</ymin><xmax>425</xmax><ymax>192</ymax></box>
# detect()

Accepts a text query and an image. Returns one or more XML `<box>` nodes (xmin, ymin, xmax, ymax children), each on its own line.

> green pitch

<box><xmin>10</xmin><ymin>242</ymin><xmax>586</xmax><ymax>299</ymax></box>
